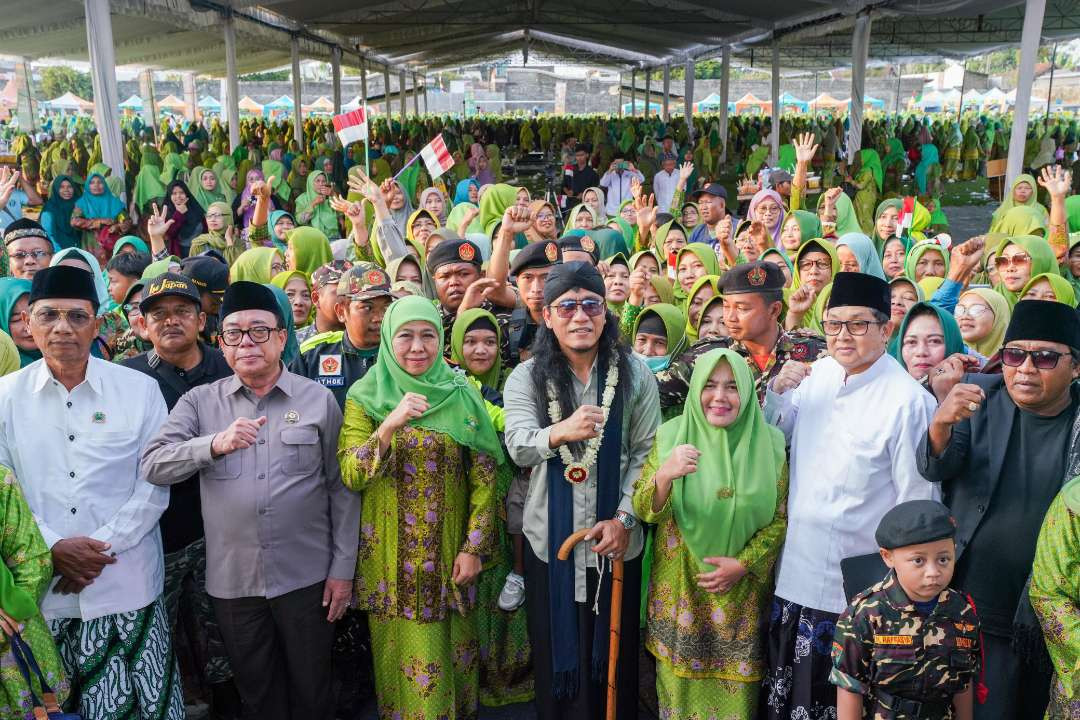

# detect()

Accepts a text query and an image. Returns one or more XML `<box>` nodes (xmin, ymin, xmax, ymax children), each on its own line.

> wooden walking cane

<box><xmin>557</xmin><ymin>527</ymin><xmax>624</xmax><ymax>720</ymax></box>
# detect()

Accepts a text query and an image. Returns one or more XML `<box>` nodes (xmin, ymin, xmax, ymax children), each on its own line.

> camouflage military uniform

<box><xmin>830</xmin><ymin>571</ymin><xmax>981</xmax><ymax>719</ymax></box>
<box><xmin>656</xmin><ymin>326</ymin><xmax>828</xmax><ymax>409</ymax></box>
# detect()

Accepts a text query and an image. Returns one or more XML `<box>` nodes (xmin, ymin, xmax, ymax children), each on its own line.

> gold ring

<box><xmin>967</xmin><ymin>401</ymin><xmax>978</xmax><ymax>412</ymax></box>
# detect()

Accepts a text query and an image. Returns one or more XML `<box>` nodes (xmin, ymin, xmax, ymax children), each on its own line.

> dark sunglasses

<box><xmin>550</xmin><ymin>298</ymin><xmax>605</xmax><ymax>319</ymax></box>
<box><xmin>1001</xmin><ymin>347</ymin><xmax>1069</xmax><ymax>370</ymax></box>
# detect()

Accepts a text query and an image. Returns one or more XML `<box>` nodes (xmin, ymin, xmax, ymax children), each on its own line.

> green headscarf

<box><xmin>683</xmin><ymin>275</ymin><xmax>721</xmax><ymax>343</ymax></box>
<box><xmin>674</xmin><ymin>243</ymin><xmax>721</xmax><ymax>295</ymax></box>
<box><xmin>450</xmin><ymin>308</ymin><xmax>503</xmax><ymax>389</ymax></box>
<box><xmin>997</xmin><ymin>205</ymin><xmax>1048</xmax><ymax>238</ymax></box>
<box><xmin>785</xmin><ymin>210</ymin><xmax>823</xmax><ymax>255</ymax></box>
<box><xmin>112</xmin><ymin>235</ymin><xmax>150</xmax><ymax>256</ymax></box>
<box><xmin>960</xmin><ymin>288</ymin><xmax>1010</xmax><ymax>358</ymax></box>
<box><xmin>652</xmin><ymin>220</ymin><xmax>690</xmax><ymax>262</ymax></box>
<box><xmin>994</xmin><ymin>234</ymin><xmax>1060</xmax><ymax>308</ymax></box>
<box><xmin>632</xmin><ymin>303</ymin><xmax>688</xmax><ymax>361</ymax></box>
<box><xmin>0</xmin><ymin>278</ymin><xmax>39</xmax><ymax>367</ymax></box>
<box><xmin>261</xmin><ymin>159</ymin><xmax>291</xmax><ymax>201</ymax></box>
<box><xmin>1065</xmin><ymin>196</ymin><xmax>1080</xmax><ymax>233</ymax></box>
<box><xmin>790</xmin><ymin>238</ymin><xmax>839</xmax><ymax>291</ymax></box>
<box><xmin>0</xmin><ymin>332</ymin><xmax>18</xmax><ymax>378</ymax></box>
<box><xmin>873</xmin><ymin>198</ymin><xmax>905</xmax><ymax>252</ymax></box>
<box><xmin>891</xmin><ymin>302</ymin><xmax>966</xmax><ymax>369</ymax></box>
<box><xmin>904</xmin><ymin>241</ymin><xmax>950</xmax><ymax>282</ymax></box>
<box><xmin>231</xmin><ymin>247</ymin><xmax>283</xmax><ymax>284</ymax></box>
<box><xmin>657</xmin><ymin>349</ymin><xmax>784</xmax><ymax>569</ymax></box>
<box><xmin>479</xmin><ymin>184</ymin><xmax>520</xmax><ymax>237</ymax></box>
<box><xmin>141</xmin><ymin>257</ymin><xmax>179</xmax><ymax>281</ymax></box>
<box><xmin>271</xmin><ymin>270</ymin><xmax>313</xmax><ymax>328</ymax></box>
<box><xmin>989</xmin><ymin>174</ymin><xmax>1048</xmax><ymax>233</ymax></box>
<box><xmin>286</xmin><ymin>226</ymin><xmax>333</xmax><ymax>276</ymax></box>
<box><xmin>190</xmin><ymin>166</ymin><xmax>228</xmax><ymax>209</ymax></box>
<box><xmin>647</xmin><ymin>274</ymin><xmax>675</xmax><ymax>306</ymax></box>
<box><xmin>446</xmin><ymin>202</ymin><xmax>484</xmax><ymax>236</ymax></box>
<box><xmin>817</xmin><ymin>191</ymin><xmax>862</xmax><ymax>236</ymax></box>
<box><xmin>628</xmin><ymin>249</ymin><xmax>661</xmax><ymax>273</ymax></box>
<box><xmin>294</xmin><ymin>171</ymin><xmax>340</xmax><ymax>240</ymax></box>
<box><xmin>859</xmin><ymin>149</ymin><xmax>884</xmax><ymax>192</ymax></box>
<box><xmin>348</xmin><ymin>296</ymin><xmax>504</xmax><ymax>460</ymax></box>
<box><xmin>0</xmin><ymin>467</ymin><xmax>39</xmax><ymax>619</ymax></box>
<box><xmin>386</xmin><ymin>255</ymin><xmax>436</xmax><ymax>299</ymax></box>
<box><xmin>268</xmin><ymin>210</ymin><xmax>296</xmax><ymax>251</ymax></box>
<box><xmin>1020</xmin><ymin>272</ymin><xmax>1077</xmax><ymax>307</ymax></box>
<box><xmin>592</xmin><ymin>228</ymin><xmax>628</xmax><ymax>260</ymax></box>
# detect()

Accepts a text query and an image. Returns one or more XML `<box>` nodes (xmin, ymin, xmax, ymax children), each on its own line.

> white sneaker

<box><xmin>497</xmin><ymin>572</ymin><xmax>526</xmax><ymax>611</ymax></box>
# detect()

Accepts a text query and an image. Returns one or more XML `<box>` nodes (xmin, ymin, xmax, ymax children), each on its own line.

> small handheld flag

<box><xmin>419</xmin><ymin>134</ymin><xmax>455</xmax><ymax>180</ymax></box>
<box><xmin>332</xmin><ymin>108</ymin><xmax>368</xmax><ymax>147</ymax></box>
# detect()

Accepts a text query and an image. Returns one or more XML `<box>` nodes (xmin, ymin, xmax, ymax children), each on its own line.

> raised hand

<box><xmin>0</xmin><ymin>167</ymin><xmax>21</xmax><ymax>208</ymax></box>
<box><xmin>678</xmin><ymin>161</ymin><xmax>695</xmax><ymax>183</ymax></box>
<box><xmin>630</xmin><ymin>178</ymin><xmax>643</xmax><ymax>201</ymax></box>
<box><xmin>772</xmin><ymin>359</ymin><xmax>812</xmax><ymax>394</ymax></box>
<box><xmin>794</xmin><ymin>132</ymin><xmax>819</xmax><ymax>164</ymax></box>
<box><xmin>660</xmin><ymin>443</ymin><xmax>700</xmax><ymax>480</ymax></box>
<box><xmin>1038</xmin><ymin>164</ymin><xmax>1072</xmax><ymax>198</ymax></box>
<box><xmin>786</xmin><ymin>283</ymin><xmax>817</xmax><ymax>316</ymax></box>
<box><xmin>634</xmin><ymin>193</ymin><xmax>657</xmax><ymax>229</ymax></box>
<box><xmin>211</xmin><ymin>416</ymin><xmax>267</xmax><ymax>456</ymax></box>
<box><xmin>501</xmin><ymin>205</ymin><xmax>532</xmax><ymax>235</ymax></box>
<box><xmin>146</xmin><ymin>202</ymin><xmax>174</xmax><ymax>240</ymax></box>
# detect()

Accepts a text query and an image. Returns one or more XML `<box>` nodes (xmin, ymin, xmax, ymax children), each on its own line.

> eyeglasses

<box><xmin>954</xmin><ymin>304</ymin><xmax>992</xmax><ymax>319</ymax></box>
<box><xmin>1001</xmin><ymin>346</ymin><xmax>1068</xmax><ymax>370</ymax></box>
<box><xmin>10</xmin><ymin>250</ymin><xmax>51</xmax><ymax>261</ymax></box>
<box><xmin>205</xmin><ymin>212</ymin><xmax>226</xmax><ymax>220</ymax></box>
<box><xmin>536</xmin><ymin>212</ymin><xmax>555</xmax><ymax>221</ymax></box>
<box><xmin>31</xmin><ymin>308</ymin><xmax>93</xmax><ymax>328</ymax></box>
<box><xmin>798</xmin><ymin>259</ymin><xmax>832</xmax><ymax>272</ymax></box>
<box><xmin>270</xmin><ymin>262</ymin><xmax>287</xmax><ymax>275</ymax></box>
<box><xmin>148</xmin><ymin>305</ymin><xmax>198</xmax><ymax>322</ymax></box>
<box><xmin>822</xmin><ymin>319</ymin><xmax>884</xmax><ymax>336</ymax></box>
<box><xmin>220</xmin><ymin>326</ymin><xmax>279</xmax><ymax>345</ymax></box>
<box><xmin>995</xmin><ymin>254</ymin><xmax>1031</xmax><ymax>268</ymax></box>
<box><xmin>550</xmin><ymin>298</ymin><xmax>606</xmax><ymax>318</ymax></box>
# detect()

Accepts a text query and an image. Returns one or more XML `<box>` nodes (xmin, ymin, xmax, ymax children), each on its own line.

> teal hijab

<box><xmin>268</xmin><ymin>210</ymin><xmax>296</xmax><ymax>251</ymax></box>
<box><xmin>0</xmin><ymin>278</ymin><xmax>39</xmax><ymax>366</ymax></box>
<box><xmin>50</xmin><ymin>247</ymin><xmax>111</xmax><ymax>315</ymax></box>
<box><xmin>263</xmin><ymin>283</ymin><xmax>299</xmax><ymax>365</ymax></box>
<box><xmin>113</xmin><ymin>235</ymin><xmax>150</xmax><ymax>256</ymax></box>
<box><xmin>891</xmin><ymin>301</ymin><xmax>966</xmax><ymax>369</ymax></box>
<box><xmin>74</xmin><ymin>172</ymin><xmax>125</xmax><ymax>219</ymax></box>
<box><xmin>836</xmin><ymin>232</ymin><xmax>886</xmax><ymax>280</ymax></box>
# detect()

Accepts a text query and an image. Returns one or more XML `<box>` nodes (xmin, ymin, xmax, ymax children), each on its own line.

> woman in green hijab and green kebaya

<box><xmin>633</xmin><ymin>348</ymin><xmax>787</xmax><ymax>720</ymax></box>
<box><xmin>338</xmin><ymin>296</ymin><xmax>501</xmax><ymax>720</ymax></box>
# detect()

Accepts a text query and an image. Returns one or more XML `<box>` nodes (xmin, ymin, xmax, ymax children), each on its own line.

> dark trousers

<box><xmin>212</xmin><ymin>582</ymin><xmax>335</xmax><ymax>720</ymax></box>
<box><xmin>524</xmin><ymin>541</ymin><xmax>641</xmax><ymax>720</ymax></box>
<box><xmin>975</xmin><ymin>632</ymin><xmax>1051</xmax><ymax>720</ymax></box>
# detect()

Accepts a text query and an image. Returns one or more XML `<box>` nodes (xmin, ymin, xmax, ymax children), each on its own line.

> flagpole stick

<box><xmin>363</xmin><ymin>103</ymin><xmax>370</xmax><ymax>178</ymax></box>
<box><xmin>392</xmin><ymin>150</ymin><xmax>422</xmax><ymax>182</ymax></box>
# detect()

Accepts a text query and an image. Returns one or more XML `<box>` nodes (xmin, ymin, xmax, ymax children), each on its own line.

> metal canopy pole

<box><xmin>957</xmin><ymin>60</ymin><xmax>967</xmax><ymax>115</ymax></box>
<box><xmin>423</xmin><ymin>77</ymin><xmax>429</xmax><ymax>114</ymax></box>
<box><xmin>14</xmin><ymin>59</ymin><xmax>36</xmax><ymax>133</ymax></box>
<box><xmin>291</xmin><ymin>36</ymin><xmax>303</xmax><ymax>147</ymax></box>
<box><xmin>331</xmin><ymin>47</ymin><xmax>342</xmax><ymax>114</ymax></box>
<box><xmin>1046</xmin><ymin>42</ymin><xmax>1058</xmax><ymax>126</ymax></box>
<box><xmin>644</xmin><ymin>69</ymin><xmax>651</xmax><ymax>119</ymax></box>
<box><xmin>771</xmin><ymin>39</ymin><xmax>781</xmax><ymax>166</ymax></box>
<box><xmin>719</xmin><ymin>46</ymin><xmax>730</xmax><ymax>167</ymax></box>
<box><xmin>399</xmin><ymin>70</ymin><xmax>406</xmax><ymax>121</ymax></box>
<box><xmin>360</xmin><ymin>59</ymin><xmax>369</xmax><ymax>116</ymax></box>
<box><xmin>685</xmin><ymin>57</ymin><xmax>695</xmax><ymax>144</ymax></box>
<box><xmin>223</xmin><ymin>14</ymin><xmax>240</xmax><ymax>151</ymax></box>
<box><xmin>1006</xmin><ymin>0</ymin><xmax>1047</xmax><ymax>186</ymax></box>
<box><xmin>412</xmin><ymin>73</ymin><xmax>420</xmax><ymax>116</ymax></box>
<box><xmin>630</xmin><ymin>70</ymin><xmax>637</xmax><ymax>117</ymax></box>
<box><xmin>846</xmin><ymin>12</ymin><xmax>871</xmax><ymax>163</ymax></box>
<box><xmin>662</xmin><ymin>64</ymin><xmax>670</xmax><ymax>121</ymax></box>
<box><xmin>383</xmin><ymin>66</ymin><xmax>391</xmax><ymax>116</ymax></box>
<box><xmin>895</xmin><ymin>63</ymin><xmax>902</xmax><ymax>113</ymax></box>
<box><xmin>84</xmin><ymin>0</ymin><xmax>125</xmax><ymax>187</ymax></box>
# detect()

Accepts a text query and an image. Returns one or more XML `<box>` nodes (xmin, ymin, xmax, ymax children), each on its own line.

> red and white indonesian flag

<box><xmin>898</xmin><ymin>196</ymin><xmax>915</xmax><ymax>235</ymax></box>
<box><xmin>332</xmin><ymin>108</ymin><xmax>368</xmax><ymax>146</ymax></box>
<box><xmin>419</xmin><ymin>134</ymin><xmax>454</xmax><ymax>180</ymax></box>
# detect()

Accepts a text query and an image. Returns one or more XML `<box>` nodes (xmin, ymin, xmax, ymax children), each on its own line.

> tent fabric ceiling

<box><xmin>0</xmin><ymin>0</ymin><xmax>1076</xmax><ymax>76</ymax></box>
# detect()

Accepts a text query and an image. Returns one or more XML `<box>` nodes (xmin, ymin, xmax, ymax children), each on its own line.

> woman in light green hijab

<box><xmin>339</xmin><ymin>295</ymin><xmax>501</xmax><ymax>720</ymax></box>
<box><xmin>294</xmin><ymin>171</ymin><xmax>341</xmax><ymax>239</ymax></box>
<box><xmin>189</xmin><ymin>201</ymin><xmax>243</xmax><ymax>265</ymax></box>
<box><xmin>683</xmin><ymin>274</ymin><xmax>721</xmax><ymax>343</ymax></box>
<box><xmin>956</xmin><ymin>288</ymin><xmax>1011</xmax><ymax>359</ymax></box>
<box><xmin>450</xmin><ymin>307</ymin><xmax>504</xmax><ymax>390</ymax></box>
<box><xmin>816</xmin><ymin>189</ymin><xmax>862</xmax><ymax>237</ymax></box>
<box><xmin>996</xmin><ymin>205</ymin><xmax>1049</xmax><ymax>238</ymax></box>
<box><xmin>632</xmin><ymin>303</ymin><xmax>689</xmax><ymax>370</ymax></box>
<box><xmin>994</xmin><ymin>234</ymin><xmax>1060</xmax><ymax>308</ymax></box>
<box><xmin>285</xmin><ymin>226</ymin><xmax>333</xmax><ymax>276</ymax></box>
<box><xmin>904</xmin><ymin>240</ymin><xmax>950</xmax><ymax>283</ymax></box>
<box><xmin>989</xmin><ymin>174</ymin><xmax>1048</xmax><ymax>234</ymax></box>
<box><xmin>230</xmin><ymin>246</ymin><xmax>285</xmax><ymax>284</ymax></box>
<box><xmin>1020</xmin><ymin>272</ymin><xmax>1077</xmax><ymax>306</ymax></box>
<box><xmin>633</xmin><ymin>348</ymin><xmax>787</xmax><ymax>720</ymax></box>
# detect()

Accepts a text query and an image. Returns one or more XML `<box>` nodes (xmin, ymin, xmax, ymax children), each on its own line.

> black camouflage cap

<box><xmin>721</xmin><ymin>261</ymin><xmax>785</xmax><ymax>295</ymax></box>
<box><xmin>875</xmin><ymin>500</ymin><xmax>956</xmax><ymax>550</ymax></box>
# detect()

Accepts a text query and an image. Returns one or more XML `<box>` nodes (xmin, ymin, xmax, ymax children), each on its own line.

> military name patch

<box><xmin>873</xmin><ymin>635</ymin><xmax>914</xmax><ymax>646</ymax></box>
<box><xmin>955</xmin><ymin>637</ymin><xmax>973</xmax><ymax>649</ymax></box>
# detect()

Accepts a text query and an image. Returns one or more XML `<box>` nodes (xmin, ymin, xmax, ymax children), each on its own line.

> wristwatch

<box><xmin>614</xmin><ymin>510</ymin><xmax>638</xmax><ymax>531</ymax></box>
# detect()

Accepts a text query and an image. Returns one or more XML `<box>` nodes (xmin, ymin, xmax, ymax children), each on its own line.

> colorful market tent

<box><xmin>237</xmin><ymin>96</ymin><xmax>263</xmax><ymax>115</ymax></box>
<box><xmin>621</xmin><ymin>100</ymin><xmax>662</xmax><ymax>114</ymax></box>
<box><xmin>863</xmin><ymin>95</ymin><xmax>885</xmax><ymax>110</ymax></box>
<box><xmin>778</xmin><ymin>91</ymin><xmax>808</xmax><ymax>113</ymax></box>
<box><xmin>197</xmin><ymin>96</ymin><xmax>221</xmax><ymax>111</ymax></box>
<box><xmin>734</xmin><ymin>92</ymin><xmax>770</xmax><ymax>115</ymax></box>
<box><xmin>304</xmin><ymin>96</ymin><xmax>334</xmax><ymax>114</ymax></box>
<box><xmin>809</xmin><ymin>93</ymin><xmax>846</xmax><ymax>111</ymax></box>
<box><xmin>157</xmin><ymin>94</ymin><xmax>188</xmax><ymax>113</ymax></box>
<box><xmin>697</xmin><ymin>92</ymin><xmax>725</xmax><ymax>111</ymax></box>
<box><xmin>45</xmin><ymin>92</ymin><xmax>93</xmax><ymax>113</ymax></box>
<box><xmin>118</xmin><ymin>94</ymin><xmax>143</xmax><ymax>110</ymax></box>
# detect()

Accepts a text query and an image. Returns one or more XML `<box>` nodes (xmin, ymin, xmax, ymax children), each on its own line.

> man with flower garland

<box><xmin>504</xmin><ymin>261</ymin><xmax>661</xmax><ymax>720</ymax></box>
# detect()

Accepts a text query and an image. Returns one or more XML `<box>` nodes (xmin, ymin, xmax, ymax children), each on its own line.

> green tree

<box><xmin>39</xmin><ymin>66</ymin><xmax>93</xmax><ymax>101</ymax></box>
<box><xmin>239</xmin><ymin>70</ymin><xmax>289</xmax><ymax>81</ymax></box>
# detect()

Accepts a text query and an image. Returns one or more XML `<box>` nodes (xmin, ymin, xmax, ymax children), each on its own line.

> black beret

<box><xmin>722</xmin><ymin>261</ymin><xmax>785</xmax><ymax>295</ymax></box>
<box><xmin>1004</xmin><ymin>299</ymin><xmax>1080</xmax><ymax>351</ymax></box>
<box><xmin>827</xmin><ymin>272</ymin><xmax>890</xmax><ymax>317</ymax></box>
<box><xmin>875</xmin><ymin>500</ymin><xmax>956</xmax><ymax>550</ymax></box>
<box><xmin>543</xmin><ymin>261</ymin><xmax>606</xmax><ymax>305</ymax></box>
<box><xmin>29</xmin><ymin>265</ymin><xmax>99</xmax><ymax>312</ymax></box>
<box><xmin>220</xmin><ymin>280</ymin><xmax>284</xmax><ymax>326</ymax></box>
<box><xmin>556</xmin><ymin>233</ymin><xmax>599</xmax><ymax>263</ymax></box>
<box><xmin>3</xmin><ymin>218</ymin><xmax>49</xmax><ymax>246</ymax></box>
<box><xmin>511</xmin><ymin>240</ymin><xmax>560</xmax><ymax>276</ymax></box>
<box><xmin>426</xmin><ymin>238</ymin><xmax>481</xmax><ymax>274</ymax></box>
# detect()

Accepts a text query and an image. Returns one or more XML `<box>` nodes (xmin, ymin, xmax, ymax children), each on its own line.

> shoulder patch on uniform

<box><xmin>300</xmin><ymin>330</ymin><xmax>345</xmax><ymax>354</ymax></box>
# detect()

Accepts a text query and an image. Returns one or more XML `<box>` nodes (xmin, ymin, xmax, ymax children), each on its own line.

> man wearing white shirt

<box><xmin>0</xmin><ymin>266</ymin><xmax>183</xmax><ymax>719</ymax></box>
<box><xmin>598</xmin><ymin>153</ymin><xmax>644</xmax><ymax>216</ymax></box>
<box><xmin>758</xmin><ymin>272</ymin><xmax>937</xmax><ymax>720</ymax></box>
<box><xmin>651</xmin><ymin>152</ymin><xmax>680</xmax><ymax>214</ymax></box>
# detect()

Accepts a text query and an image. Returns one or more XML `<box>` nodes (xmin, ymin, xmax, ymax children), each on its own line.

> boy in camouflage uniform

<box><xmin>831</xmin><ymin>500</ymin><xmax>982</xmax><ymax>720</ymax></box>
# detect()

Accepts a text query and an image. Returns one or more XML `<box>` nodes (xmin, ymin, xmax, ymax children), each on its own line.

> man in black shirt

<box><xmin>919</xmin><ymin>300</ymin><xmax>1080</xmax><ymax>720</ymax></box>
<box><xmin>562</xmin><ymin>143</ymin><xmax>599</xmax><ymax>203</ymax></box>
<box><xmin>122</xmin><ymin>272</ymin><xmax>237</xmax><ymax>717</ymax></box>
